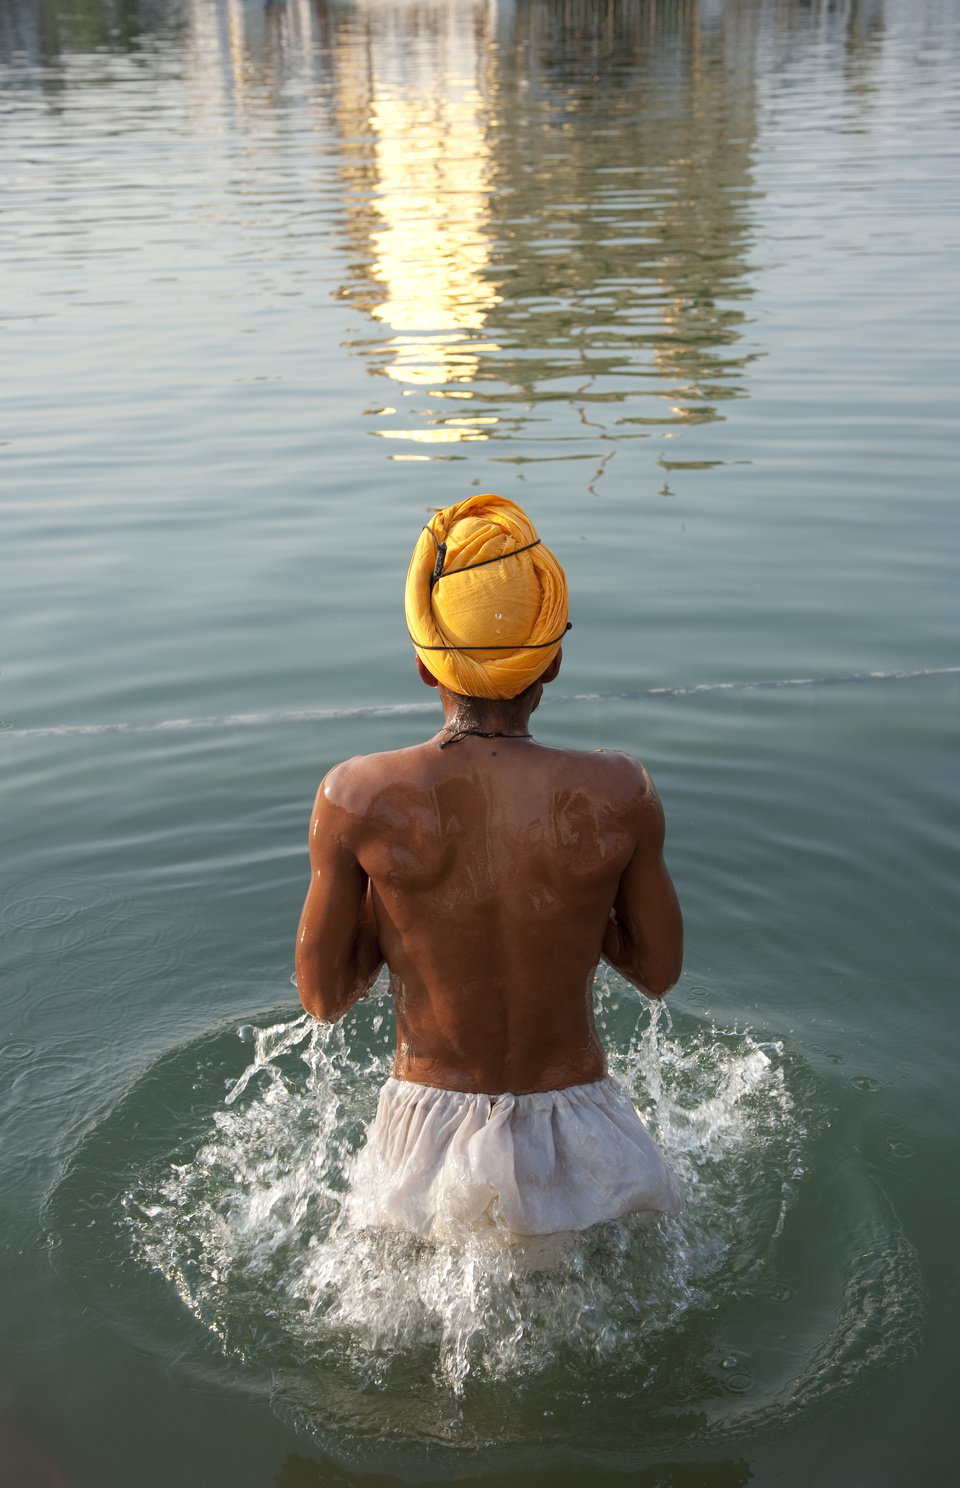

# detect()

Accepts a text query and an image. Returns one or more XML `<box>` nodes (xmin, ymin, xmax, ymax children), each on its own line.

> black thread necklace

<box><xmin>439</xmin><ymin>725</ymin><xmax>532</xmax><ymax>750</ymax></box>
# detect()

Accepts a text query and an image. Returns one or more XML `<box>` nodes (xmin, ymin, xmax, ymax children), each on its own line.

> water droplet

<box><xmin>237</xmin><ymin>1025</ymin><xmax>255</xmax><ymax>1043</ymax></box>
<box><xmin>851</xmin><ymin>1075</ymin><xmax>881</xmax><ymax>1093</ymax></box>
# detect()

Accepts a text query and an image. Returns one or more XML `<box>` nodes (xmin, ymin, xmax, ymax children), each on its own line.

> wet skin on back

<box><xmin>296</xmin><ymin>655</ymin><xmax>683</xmax><ymax>1096</ymax></box>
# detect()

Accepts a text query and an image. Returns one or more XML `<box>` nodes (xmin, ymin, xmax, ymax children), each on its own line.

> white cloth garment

<box><xmin>348</xmin><ymin>1075</ymin><xmax>683</xmax><ymax>1244</ymax></box>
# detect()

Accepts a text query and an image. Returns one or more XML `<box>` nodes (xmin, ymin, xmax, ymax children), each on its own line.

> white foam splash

<box><xmin>124</xmin><ymin>993</ymin><xmax>804</xmax><ymax>1395</ymax></box>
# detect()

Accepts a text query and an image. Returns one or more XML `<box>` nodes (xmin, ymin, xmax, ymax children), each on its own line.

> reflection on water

<box><xmin>0</xmin><ymin>0</ymin><xmax>761</xmax><ymax>443</ymax></box>
<box><xmin>334</xmin><ymin>3</ymin><xmax>502</xmax><ymax>396</ymax></box>
<box><xmin>331</xmin><ymin>0</ymin><xmax>760</xmax><ymax>440</ymax></box>
<box><xmin>481</xmin><ymin>0</ymin><xmax>759</xmax><ymax>412</ymax></box>
<box><xmin>0</xmin><ymin>0</ymin><xmax>899</xmax><ymax>467</ymax></box>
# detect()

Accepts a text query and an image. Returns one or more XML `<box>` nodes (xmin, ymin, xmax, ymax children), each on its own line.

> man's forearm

<box><xmin>601</xmin><ymin>910</ymin><xmax>675</xmax><ymax>1000</ymax></box>
<box><xmin>293</xmin><ymin>857</ymin><xmax>384</xmax><ymax>1017</ymax></box>
<box><xmin>296</xmin><ymin>890</ymin><xmax>384</xmax><ymax>1022</ymax></box>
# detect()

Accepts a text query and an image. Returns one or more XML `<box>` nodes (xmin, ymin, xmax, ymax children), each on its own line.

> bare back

<box><xmin>296</xmin><ymin>732</ymin><xmax>682</xmax><ymax>1096</ymax></box>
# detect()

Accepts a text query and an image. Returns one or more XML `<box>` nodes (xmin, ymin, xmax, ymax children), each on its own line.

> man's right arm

<box><xmin>295</xmin><ymin>769</ymin><xmax>384</xmax><ymax>1023</ymax></box>
<box><xmin>601</xmin><ymin>765</ymin><xmax>683</xmax><ymax>999</ymax></box>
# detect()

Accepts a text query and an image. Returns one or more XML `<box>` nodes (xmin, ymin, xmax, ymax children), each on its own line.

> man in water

<box><xmin>296</xmin><ymin>495</ymin><xmax>683</xmax><ymax>1249</ymax></box>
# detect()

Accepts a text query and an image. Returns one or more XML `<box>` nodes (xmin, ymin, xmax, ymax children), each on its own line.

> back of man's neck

<box><xmin>440</xmin><ymin>698</ymin><xmax>534</xmax><ymax>738</ymax></box>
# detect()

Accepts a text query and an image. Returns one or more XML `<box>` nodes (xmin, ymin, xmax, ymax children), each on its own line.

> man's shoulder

<box><xmin>550</xmin><ymin>741</ymin><xmax>652</xmax><ymax>785</ymax></box>
<box><xmin>541</xmin><ymin>743</ymin><xmax>658</xmax><ymax>812</ymax></box>
<box><xmin>317</xmin><ymin>743</ymin><xmax>430</xmax><ymax>816</ymax></box>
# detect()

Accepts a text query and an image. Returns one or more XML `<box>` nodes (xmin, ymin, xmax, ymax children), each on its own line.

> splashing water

<box><xmin>30</xmin><ymin>976</ymin><xmax>919</xmax><ymax>1462</ymax></box>
<box><xmin>122</xmin><ymin>986</ymin><xmax>809</xmax><ymax>1406</ymax></box>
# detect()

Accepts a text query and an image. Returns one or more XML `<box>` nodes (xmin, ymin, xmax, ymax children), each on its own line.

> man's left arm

<box><xmin>600</xmin><ymin>763</ymin><xmax>683</xmax><ymax>999</ymax></box>
<box><xmin>295</xmin><ymin>778</ymin><xmax>384</xmax><ymax>1022</ymax></box>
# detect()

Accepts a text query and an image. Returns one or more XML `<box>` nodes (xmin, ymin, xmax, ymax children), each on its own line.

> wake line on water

<box><xmin>3</xmin><ymin>665</ymin><xmax>958</xmax><ymax>739</ymax></box>
<box><xmin>0</xmin><ymin>701</ymin><xmax>441</xmax><ymax>739</ymax></box>
<box><xmin>550</xmin><ymin>663</ymin><xmax>960</xmax><ymax>705</ymax></box>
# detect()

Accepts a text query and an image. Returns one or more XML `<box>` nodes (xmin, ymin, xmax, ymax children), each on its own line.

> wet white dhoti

<box><xmin>348</xmin><ymin>1075</ymin><xmax>683</xmax><ymax>1245</ymax></box>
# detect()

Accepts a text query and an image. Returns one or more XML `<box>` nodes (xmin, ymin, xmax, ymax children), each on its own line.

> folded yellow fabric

<box><xmin>405</xmin><ymin>494</ymin><xmax>569</xmax><ymax>699</ymax></box>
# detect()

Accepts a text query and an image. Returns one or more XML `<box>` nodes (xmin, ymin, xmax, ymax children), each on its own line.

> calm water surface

<box><xmin>1</xmin><ymin>1</ymin><xmax>959</xmax><ymax>1484</ymax></box>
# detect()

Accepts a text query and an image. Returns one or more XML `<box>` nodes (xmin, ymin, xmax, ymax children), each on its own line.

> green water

<box><xmin>1</xmin><ymin>1</ymin><xmax>958</xmax><ymax>1483</ymax></box>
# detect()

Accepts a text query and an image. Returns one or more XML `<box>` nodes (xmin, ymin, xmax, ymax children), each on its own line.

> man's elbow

<box><xmin>298</xmin><ymin>984</ymin><xmax>351</xmax><ymax>1024</ymax></box>
<box><xmin>640</xmin><ymin>967</ymin><xmax>680</xmax><ymax>1001</ymax></box>
<box><xmin>638</xmin><ymin>944</ymin><xmax>683</xmax><ymax>1001</ymax></box>
<box><xmin>295</xmin><ymin>962</ymin><xmax>351</xmax><ymax>1023</ymax></box>
<box><xmin>300</xmin><ymin>995</ymin><xmax>338</xmax><ymax>1025</ymax></box>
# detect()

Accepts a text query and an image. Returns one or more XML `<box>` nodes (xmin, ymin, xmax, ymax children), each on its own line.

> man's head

<box><xmin>405</xmin><ymin>494</ymin><xmax>569</xmax><ymax>701</ymax></box>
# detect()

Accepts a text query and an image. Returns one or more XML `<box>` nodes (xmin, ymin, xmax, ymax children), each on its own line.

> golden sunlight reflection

<box><xmin>335</xmin><ymin>3</ymin><xmax>501</xmax><ymax>427</ymax></box>
<box><xmin>374</xmin><ymin>426</ymin><xmax>487</xmax><ymax>443</ymax></box>
<box><xmin>225</xmin><ymin>0</ymin><xmax>250</xmax><ymax>103</ymax></box>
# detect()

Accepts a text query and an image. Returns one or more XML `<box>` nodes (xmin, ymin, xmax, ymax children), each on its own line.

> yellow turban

<box><xmin>405</xmin><ymin>494</ymin><xmax>569</xmax><ymax>700</ymax></box>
